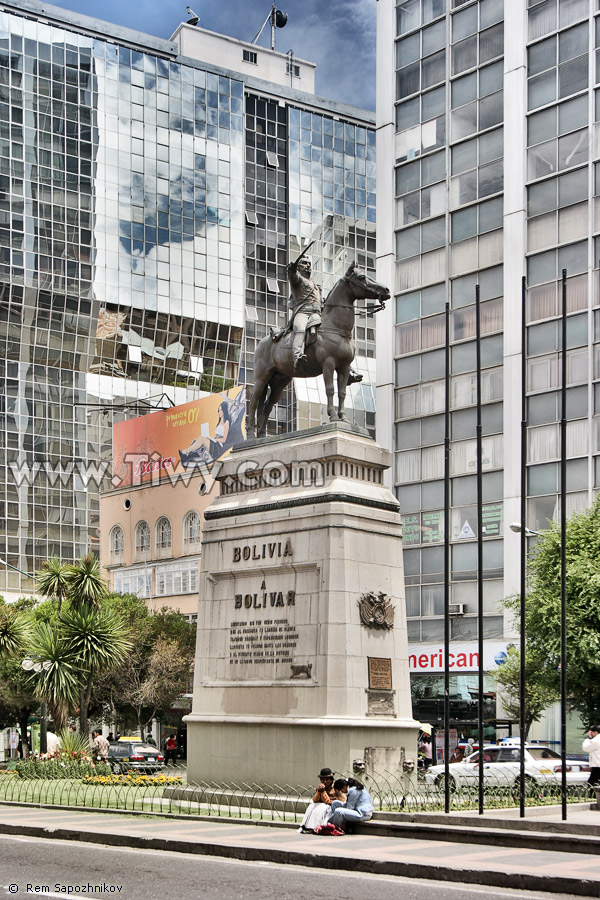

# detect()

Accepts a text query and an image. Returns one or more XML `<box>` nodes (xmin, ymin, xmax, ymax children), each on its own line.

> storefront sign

<box><xmin>409</xmin><ymin>641</ymin><xmax>508</xmax><ymax>673</ymax></box>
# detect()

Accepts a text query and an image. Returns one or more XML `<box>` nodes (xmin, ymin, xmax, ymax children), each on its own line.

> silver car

<box><xmin>424</xmin><ymin>744</ymin><xmax>590</xmax><ymax>791</ymax></box>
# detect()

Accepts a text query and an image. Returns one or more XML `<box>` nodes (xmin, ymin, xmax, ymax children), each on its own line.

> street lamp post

<box><xmin>22</xmin><ymin>658</ymin><xmax>51</xmax><ymax>755</ymax></box>
<box><xmin>0</xmin><ymin>557</ymin><xmax>33</xmax><ymax>578</ymax></box>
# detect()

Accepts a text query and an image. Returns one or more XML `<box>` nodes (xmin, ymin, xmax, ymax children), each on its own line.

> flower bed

<box><xmin>15</xmin><ymin>752</ymin><xmax>110</xmax><ymax>780</ymax></box>
<box><xmin>82</xmin><ymin>774</ymin><xmax>183</xmax><ymax>786</ymax></box>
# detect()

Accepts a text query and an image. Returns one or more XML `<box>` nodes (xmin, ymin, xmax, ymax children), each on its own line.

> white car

<box><xmin>424</xmin><ymin>744</ymin><xmax>590</xmax><ymax>791</ymax></box>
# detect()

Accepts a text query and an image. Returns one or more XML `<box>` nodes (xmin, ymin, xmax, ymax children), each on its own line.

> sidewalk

<box><xmin>1</xmin><ymin>803</ymin><xmax>600</xmax><ymax>895</ymax></box>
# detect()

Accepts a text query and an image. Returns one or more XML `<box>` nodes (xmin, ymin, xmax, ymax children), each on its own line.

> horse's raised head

<box><xmin>344</xmin><ymin>261</ymin><xmax>391</xmax><ymax>304</ymax></box>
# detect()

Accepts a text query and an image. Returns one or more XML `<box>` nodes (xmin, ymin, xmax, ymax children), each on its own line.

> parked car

<box><xmin>424</xmin><ymin>744</ymin><xmax>590</xmax><ymax>791</ymax></box>
<box><xmin>107</xmin><ymin>740</ymin><xmax>164</xmax><ymax>775</ymax></box>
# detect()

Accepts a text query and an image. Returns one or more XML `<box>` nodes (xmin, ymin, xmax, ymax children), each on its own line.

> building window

<box><xmin>134</xmin><ymin>520</ymin><xmax>151</xmax><ymax>562</ymax></box>
<box><xmin>155</xmin><ymin>560</ymin><xmax>199</xmax><ymax>597</ymax></box>
<box><xmin>114</xmin><ymin>567</ymin><xmax>152</xmax><ymax>600</ymax></box>
<box><xmin>286</xmin><ymin>62</ymin><xmax>300</xmax><ymax>76</ymax></box>
<box><xmin>155</xmin><ymin>516</ymin><xmax>172</xmax><ymax>558</ymax></box>
<box><xmin>243</xmin><ymin>49</ymin><xmax>257</xmax><ymax>64</ymax></box>
<box><xmin>109</xmin><ymin>525</ymin><xmax>124</xmax><ymax>564</ymax></box>
<box><xmin>183</xmin><ymin>511</ymin><xmax>202</xmax><ymax>553</ymax></box>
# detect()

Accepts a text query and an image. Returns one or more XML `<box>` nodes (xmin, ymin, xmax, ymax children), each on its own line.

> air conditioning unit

<box><xmin>449</xmin><ymin>603</ymin><xmax>465</xmax><ymax>616</ymax></box>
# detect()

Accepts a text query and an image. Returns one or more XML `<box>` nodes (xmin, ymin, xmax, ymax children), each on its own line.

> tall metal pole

<box><xmin>519</xmin><ymin>275</ymin><xmax>527</xmax><ymax>817</ymax></box>
<box><xmin>476</xmin><ymin>284</ymin><xmax>484</xmax><ymax>815</ymax></box>
<box><xmin>560</xmin><ymin>269</ymin><xmax>568</xmax><ymax>821</ymax></box>
<box><xmin>270</xmin><ymin>3</ymin><xmax>276</xmax><ymax>50</ymax></box>
<box><xmin>40</xmin><ymin>702</ymin><xmax>48</xmax><ymax>755</ymax></box>
<box><xmin>444</xmin><ymin>299</ymin><xmax>451</xmax><ymax>813</ymax></box>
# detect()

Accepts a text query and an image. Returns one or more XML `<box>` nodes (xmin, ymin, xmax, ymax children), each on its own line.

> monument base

<box><xmin>186</xmin><ymin>715</ymin><xmax>416</xmax><ymax>785</ymax></box>
<box><xmin>186</xmin><ymin>423</ymin><xmax>420</xmax><ymax>786</ymax></box>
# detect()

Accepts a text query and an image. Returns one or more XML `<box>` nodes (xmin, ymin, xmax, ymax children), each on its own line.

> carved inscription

<box><xmin>208</xmin><ymin>560</ymin><xmax>319</xmax><ymax>682</ymax></box>
<box><xmin>233</xmin><ymin>539</ymin><xmax>293</xmax><ymax>563</ymax></box>
<box><xmin>229</xmin><ymin>617</ymin><xmax>300</xmax><ymax>666</ymax></box>
<box><xmin>234</xmin><ymin>589</ymin><xmax>295</xmax><ymax>609</ymax></box>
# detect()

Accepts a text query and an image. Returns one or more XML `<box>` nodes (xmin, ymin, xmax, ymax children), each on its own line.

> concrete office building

<box><xmin>377</xmin><ymin>0</ymin><xmax>598</xmax><ymax>742</ymax></box>
<box><xmin>0</xmin><ymin>0</ymin><xmax>376</xmax><ymax>604</ymax></box>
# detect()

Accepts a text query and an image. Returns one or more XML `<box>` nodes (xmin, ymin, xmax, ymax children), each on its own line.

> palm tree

<box><xmin>65</xmin><ymin>554</ymin><xmax>108</xmax><ymax>612</ymax></box>
<box><xmin>37</xmin><ymin>554</ymin><xmax>108</xmax><ymax>619</ymax></box>
<box><xmin>0</xmin><ymin>606</ymin><xmax>34</xmax><ymax>755</ymax></box>
<box><xmin>0</xmin><ymin>606</ymin><xmax>31</xmax><ymax>656</ymax></box>
<box><xmin>36</xmin><ymin>557</ymin><xmax>70</xmax><ymax>620</ymax></box>
<box><xmin>61</xmin><ymin>606</ymin><xmax>132</xmax><ymax>734</ymax></box>
<box><xmin>26</xmin><ymin>622</ymin><xmax>80</xmax><ymax>731</ymax></box>
<box><xmin>32</xmin><ymin>555</ymin><xmax>129</xmax><ymax>733</ymax></box>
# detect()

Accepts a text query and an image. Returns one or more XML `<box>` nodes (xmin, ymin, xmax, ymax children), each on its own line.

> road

<box><xmin>0</xmin><ymin>834</ymin><xmax>583</xmax><ymax>900</ymax></box>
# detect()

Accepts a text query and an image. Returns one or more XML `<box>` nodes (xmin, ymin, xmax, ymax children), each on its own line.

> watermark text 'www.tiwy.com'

<box><xmin>8</xmin><ymin>456</ymin><xmax>325</xmax><ymax>493</ymax></box>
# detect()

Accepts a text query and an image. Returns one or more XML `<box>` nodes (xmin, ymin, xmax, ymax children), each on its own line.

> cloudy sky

<box><xmin>48</xmin><ymin>0</ymin><xmax>377</xmax><ymax>111</ymax></box>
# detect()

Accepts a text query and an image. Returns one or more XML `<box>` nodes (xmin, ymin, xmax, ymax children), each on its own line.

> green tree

<box><xmin>36</xmin><ymin>557</ymin><xmax>71</xmax><ymax>620</ymax></box>
<box><xmin>61</xmin><ymin>605</ymin><xmax>132</xmax><ymax>734</ymax></box>
<box><xmin>26</xmin><ymin>558</ymin><xmax>133</xmax><ymax>734</ymax></box>
<box><xmin>37</xmin><ymin>554</ymin><xmax>107</xmax><ymax>619</ymax></box>
<box><xmin>95</xmin><ymin>594</ymin><xmax>195</xmax><ymax>736</ymax></box>
<box><xmin>504</xmin><ymin>497</ymin><xmax>600</xmax><ymax>726</ymax></box>
<box><xmin>493</xmin><ymin>645</ymin><xmax>559</xmax><ymax>741</ymax></box>
<box><xmin>0</xmin><ymin>600</ymin><xmax>36</xmax><ymax>754</ymax></box>
<box><xmin>26</xmin><ymin>621</ymin><xmax>80</xmax><ymax>730</ymax></box>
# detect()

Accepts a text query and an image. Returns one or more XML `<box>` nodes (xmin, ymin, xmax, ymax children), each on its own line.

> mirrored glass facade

<box><xmin>0</xmin><ymin>3</ymin><xmax>375</xmax><ymax>596</ymax></box>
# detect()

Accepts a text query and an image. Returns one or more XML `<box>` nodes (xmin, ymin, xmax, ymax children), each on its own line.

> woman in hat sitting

<box><xmin>299</xmin><ymin>767</ymin><xmax>337</xmax><ymax>833</ymax></box>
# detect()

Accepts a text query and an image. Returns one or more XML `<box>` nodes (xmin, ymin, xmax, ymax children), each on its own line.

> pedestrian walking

<box><xmin>92</xmin><ymin>730</ymin><xmax>110</xmax><ymax>763</ymax></box>
<box><xmin>164</xmin><ymin>734</ymin><xmax>177</xmax><ymax>765</ymax></box>
<box><xmin>583</xmin><ymin>725</ymin><xmax>600</xmax><ymax>787</ymax></box>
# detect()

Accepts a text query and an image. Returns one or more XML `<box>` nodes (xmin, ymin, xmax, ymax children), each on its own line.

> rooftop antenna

<box><xmin>287</xmin><ymin>48</ymin><xmax>296</xmax><ymax>86</ymax></box>
<box><xmin>186</xmin><ymin>6</ymin><xmax>199</xmax><ymax>26</ymax></box>
<box><xmin>251</xmin><ymin>3</ymin><xmax>288</xmax><ymax>51</ymax></box>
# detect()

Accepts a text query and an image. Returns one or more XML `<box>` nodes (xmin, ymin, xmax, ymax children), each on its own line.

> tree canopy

<box><xmin>503</xmin><ymin>497</ymin><xmax>600</xmax><ymax>727</ymax></box>
<box><xmin>0</xmin><ymin>557</ymin><xmax>195</xmax><ymax>743</ymax></box>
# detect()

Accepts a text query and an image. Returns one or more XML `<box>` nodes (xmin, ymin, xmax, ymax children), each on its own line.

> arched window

<box><xmin>183</xmin><ymin>510</ymin><xmax>201</xmax><ymax>553</ymax></box>
<box><xmin>155</xmin><ymin>516</ymin><xmax>172</xmax><ymax>558</ymax></box>
<box><xmin>134</xmin><ymin>520</ymin><xmax>151</xmax><ymax>561</ymax></box>
<box><xmin>109</xmin><ymin>525</ymin><xmax>124</xmax><ymax>563</ymax></box>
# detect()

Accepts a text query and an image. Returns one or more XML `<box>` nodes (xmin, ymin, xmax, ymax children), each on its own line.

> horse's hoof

<box><xmin>338</xmin><ymin>414</ymin><xmax>350</xmax><ymax>423</ymax></box>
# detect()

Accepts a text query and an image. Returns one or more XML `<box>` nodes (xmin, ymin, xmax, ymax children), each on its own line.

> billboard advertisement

<box><xmin>112</xmin><ymin>385</ymin><xmax>246</xmax><ymax>488</ymax></box>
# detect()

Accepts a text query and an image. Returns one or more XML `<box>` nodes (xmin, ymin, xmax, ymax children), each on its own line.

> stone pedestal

<box><xmin>185</xmin><ymin>423</ymin><xmax>419</xmax><ymax>786</ymax></box>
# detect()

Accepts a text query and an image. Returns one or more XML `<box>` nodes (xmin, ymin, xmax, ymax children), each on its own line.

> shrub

<box><xmin>15</xmin><ymin>753</ymin><xmax>110</xmax><ymax>779</ymax></box>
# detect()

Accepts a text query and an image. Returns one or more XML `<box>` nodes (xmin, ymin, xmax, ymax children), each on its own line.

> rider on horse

<box><xmin>287</xmin><ymin>256</ymin><xmax>322</xmax><ymax>370</ymax></box>
<box><xmin>277</xmin><ymin>252</ymin><xmax>362</xmax><ymax>384</ymax></box>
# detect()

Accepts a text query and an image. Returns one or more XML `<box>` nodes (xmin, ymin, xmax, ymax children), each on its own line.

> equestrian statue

<box><xmin>247</xmin><ymin>251</ymin><xmax>390</xmax><ymax>438</ymax></box>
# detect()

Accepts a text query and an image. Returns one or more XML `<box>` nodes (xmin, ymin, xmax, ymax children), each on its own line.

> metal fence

<box><xmin>0</xmin><ymin>770</ymin><xmax>593</xmax><ymax>821</ymax></box>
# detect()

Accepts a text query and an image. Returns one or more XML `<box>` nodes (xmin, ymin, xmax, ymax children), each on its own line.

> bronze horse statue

<box><xmin>247</xmin><ymin>263</ymin><xmax>390</xmax><ymax>437</ymax></box>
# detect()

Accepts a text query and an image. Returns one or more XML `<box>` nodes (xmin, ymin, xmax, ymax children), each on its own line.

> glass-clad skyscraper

<box><xmin>0</xmin><ymin>0</ymin><xmax>375</xmax><ymax>599</ymax></box>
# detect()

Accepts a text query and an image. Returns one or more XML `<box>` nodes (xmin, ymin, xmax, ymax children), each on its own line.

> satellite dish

<box><xmin>186</xmin><ymin>6</ymin><xmax>199</xmax><ymax>26</ymax></box>
<box><xmin>275</xmin><ymin>9</ymin><xmax>288</xmax><ymax>28</ymax></box>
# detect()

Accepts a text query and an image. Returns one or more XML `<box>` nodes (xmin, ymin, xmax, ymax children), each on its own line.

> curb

<box><xmin>0</xmin><ymin>821</ymin><xmax>598</xmax><ymax>897</ymax></box>
<box><xmin>358</xmin><ymin>818</ymin><xmax>600</xmax><ymax>854</ymax></box>
<box><xmin>375</xmin><ymin>804</ymin><xmax>600</xmax><ymax>836</ymax></box>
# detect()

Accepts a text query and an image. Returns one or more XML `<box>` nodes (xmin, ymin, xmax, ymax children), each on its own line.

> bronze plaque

<box><xmin>368</xmin><ymin>657</ymin><xmax>392</xmax><ymax>691</ymax></box>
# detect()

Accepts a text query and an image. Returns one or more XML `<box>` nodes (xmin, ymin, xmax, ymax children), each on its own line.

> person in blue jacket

<box><xmin>329</xmin><ymin>777</ymin><xmax>374</xmax><ymax>832</ymax></box>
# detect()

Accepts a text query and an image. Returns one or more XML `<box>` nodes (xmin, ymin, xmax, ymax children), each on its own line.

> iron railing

<box><xmin>0</xmin><ymin>769</ymin><xmax>592</xmax><ymax>820</ymax></box>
